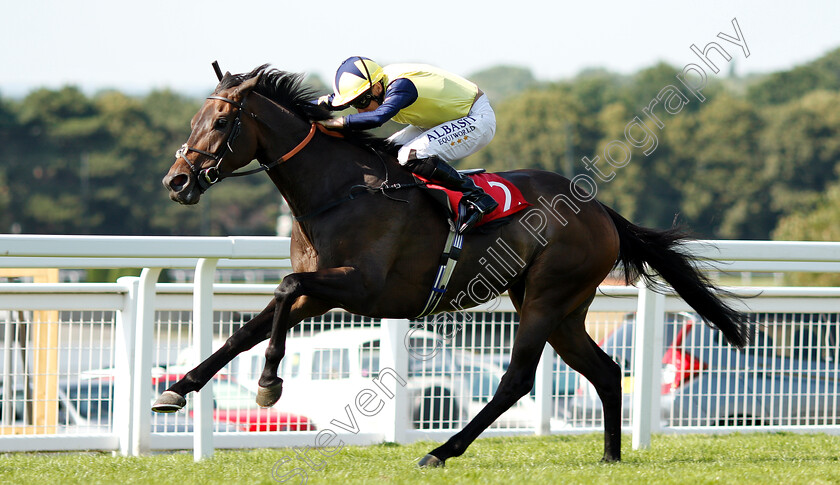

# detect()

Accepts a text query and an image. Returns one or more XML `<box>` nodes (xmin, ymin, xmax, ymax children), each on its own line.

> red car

<box><xmin>151</xmin><ymin>373</ymin><xmax>315</xmax><ymax>432</ymax></box>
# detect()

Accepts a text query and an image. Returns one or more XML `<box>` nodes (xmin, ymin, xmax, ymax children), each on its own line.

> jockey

<box><xmin>317</xmin><ymin>56</ymin><xmax>498</xmax><ymax>234</ymax></box>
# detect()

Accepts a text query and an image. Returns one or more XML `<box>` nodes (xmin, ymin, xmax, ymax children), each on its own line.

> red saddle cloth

<box><xmin>421</xmin><ymin>172</ymin><xmax>530</xmax><ymax>227</ymax></box>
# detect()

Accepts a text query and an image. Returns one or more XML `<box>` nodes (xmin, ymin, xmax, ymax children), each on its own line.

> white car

<box><xmin>0</xmin><ymin>377</ymin><xmax>200</xmax><ymax>434</ymax></box>
<box><xmin>226</xmin><ymin>327</ymin><xmax>537</xmax><ymax>431</ymax></box>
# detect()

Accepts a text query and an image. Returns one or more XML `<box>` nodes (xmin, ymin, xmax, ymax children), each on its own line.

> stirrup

<box><xmin>457</xmin><ymin>202</ymin><xmax>486</xmax><ymax>234</ymax></box>
<box><xmin>458</xmin><ymin>210</ymin><xmax>482</xmax><ymax>234</ymax></box>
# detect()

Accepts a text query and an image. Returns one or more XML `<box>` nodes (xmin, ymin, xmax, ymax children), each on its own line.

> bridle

<box><xmin>175</xmin><ymin>93</ymin><xmax>320</xmax><ymax>193</ymax></box>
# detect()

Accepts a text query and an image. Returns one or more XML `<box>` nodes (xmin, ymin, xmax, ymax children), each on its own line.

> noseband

<box><xmin>175</xmin><ymin>94</ymin><xmax>321</xmax><ymax>193</ymax></box>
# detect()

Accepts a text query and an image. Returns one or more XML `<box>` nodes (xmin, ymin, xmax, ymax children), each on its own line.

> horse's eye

<box><xmin>214</xmin><ymin>118</ymin><xmax>228</xmax><ymax>129</ymax></box>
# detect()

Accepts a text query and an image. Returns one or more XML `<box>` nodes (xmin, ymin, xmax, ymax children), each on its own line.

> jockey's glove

<box><xmin>319</xmin><ymin>117</ymin><xmax>346</xmax><ymax>129</ymax></box>
<box><xmin>316</xmin><ymin>95</ymin><xmax>340</xmax><ymax>110</ymax></box>
<box><xmin>315</xmin><ymin>94</ymin><xmax>348</xmax><ymax>111</ymax></box>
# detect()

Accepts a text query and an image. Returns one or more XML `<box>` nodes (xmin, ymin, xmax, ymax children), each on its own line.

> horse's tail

<box><xmin>601</xmin><ymin>203</ymin><xmax>750</xmax><ymax>348</ymax></box>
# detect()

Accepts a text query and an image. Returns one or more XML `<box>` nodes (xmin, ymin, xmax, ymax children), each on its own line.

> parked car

<box><xmin>149</xmin><ymin>372</ymin><xmax>314</xmax><ymax>431</ymax></box>
<box><xmin>569</xmin><ymin>311</ymin><xmax>840</xmax><ymax>428</ymax></box>
<box><xmin>62</xmin><ymin>378</ymin><xmax>208</xmax><ymax>433</ymax></box>
<box><xmin>667</xmin><ymin>312</ymin><xmax>840</xmax><ymax>426</ymax></box>
<box><xmin>0</xmin><ymin>380</ymin><xmax>199</xmax><ymax>433</ymax></box>
<box><xmin>567</xmin><ymin>312</ymin><xmax>691</xmax><ymax>424</ymax></box>
<box><xmin>229</xmin><ymin>327</ymin><xmax>537</xmax><ymax>430</ymax></box>
<box><xmin>484</xmin><ymin>353</ymin><xmax>578</xmax><ymax>398</ymax></box>
<box><xmin>73</xmin><ymin>368</ymin><xmax>313</xmax><ymax>432</ymax></box>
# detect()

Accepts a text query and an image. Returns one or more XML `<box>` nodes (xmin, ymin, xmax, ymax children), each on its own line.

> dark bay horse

<box><xmin>156</xmin><ymin>65</ymin><xmax>749</xmax><ymax>465</ymax></box>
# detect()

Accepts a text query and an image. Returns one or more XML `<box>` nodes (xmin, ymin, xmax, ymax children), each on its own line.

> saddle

<box><xmin>416</xmin><ymin>169</ymin><xmax>530</xmax><ymax>233</ymax></box>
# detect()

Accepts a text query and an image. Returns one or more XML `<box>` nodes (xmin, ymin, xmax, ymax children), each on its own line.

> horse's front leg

<box><xmin>256</xmin><ymin>267</ymin><xmax>364</xmax><ymax>407</ymax></box>
<box><xmin>152</xmin><ymin>300</ymin><xmax>277</xmax><ymax>412</ymax></box>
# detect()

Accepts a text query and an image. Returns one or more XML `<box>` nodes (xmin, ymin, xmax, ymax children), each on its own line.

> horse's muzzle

<box><xmin>162</xmin><ymin>172</ymin><xmax>200</xmax><ymax>205</ymax></box>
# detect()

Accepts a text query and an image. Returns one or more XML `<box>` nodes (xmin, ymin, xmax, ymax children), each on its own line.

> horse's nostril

<box><xmin>169</xmin><ymin>174</ymin><xmax>189</xmax><ymax>192</ymax></box>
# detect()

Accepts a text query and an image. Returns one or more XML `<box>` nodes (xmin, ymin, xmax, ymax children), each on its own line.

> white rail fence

<box><xmin>0</xmin><ymin>236</ymin><xmax>839</xmax><ymax>461</ymax></box>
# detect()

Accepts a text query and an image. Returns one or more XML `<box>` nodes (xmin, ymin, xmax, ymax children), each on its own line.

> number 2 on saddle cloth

<box><xmin>417</xmin><ymin>171</ymin><xmax>531</xmax><ymax>231</ymax></box>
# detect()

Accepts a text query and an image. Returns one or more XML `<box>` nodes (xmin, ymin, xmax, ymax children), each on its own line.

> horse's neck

<box><xmin>249</xmin><ymin>94</ymin><xmax>411</xmax><ymax>223</ymax></box>
<box><xmin>260</xmin><ymin>130</ymin><xmax>404</xmax><ymax>221</ymax></box>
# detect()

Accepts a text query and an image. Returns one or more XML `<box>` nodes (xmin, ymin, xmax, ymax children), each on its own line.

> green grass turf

<box><xmin>2</xmin><ymin>432</ymin><xmax>839</xmax><ymax>484</ymax></box>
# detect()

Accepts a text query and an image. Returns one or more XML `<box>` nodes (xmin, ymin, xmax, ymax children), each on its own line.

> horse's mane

<box><xmin>218</xmin><ymin>64</ymin><xmax>397</xmax><ymax>155</ymax></box>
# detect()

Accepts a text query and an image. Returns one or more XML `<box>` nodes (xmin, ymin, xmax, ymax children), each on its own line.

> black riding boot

<box><xmin>404</xmin><ymin>155</ymin><xmax>498</xmax><ymax>234</ymax></box>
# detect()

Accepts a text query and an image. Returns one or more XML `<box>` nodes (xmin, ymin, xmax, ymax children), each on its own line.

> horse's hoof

<box><xmin>256</xmin><ymin>381</ymin><xmax>283</xmax><ymax>408</ymax></box>
<box><xmin>152</xmin><ymin>391</ymin><xmax>186</xmax><ymax>413</ymax></box>
<box><xmin>418</xmin><ymin>454</ymin><xmax>445</xmax><ymax>468</ymax></box>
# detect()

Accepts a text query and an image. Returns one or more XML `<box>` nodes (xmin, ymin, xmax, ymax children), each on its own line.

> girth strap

<box><xmin>415</xmin><ymin>211</ymin><xmax>465</xmax><ymax>319</ymax></box>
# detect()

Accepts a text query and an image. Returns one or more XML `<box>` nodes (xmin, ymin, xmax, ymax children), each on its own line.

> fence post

<box><xmin>535</xmin><ymin>343</ymin><xmax>553</xmax><ymax>435</ymax></box>
<box><xmin>631</xmin><ymin>281</ymin><xmax>665</xmax><ymax>450</ymax></box>
<box><xmin>1</xmin><ymin>311</ymin><xmax>14</xmax><ymax>427</ymax></box>
<box><xmin>115</xmin><ymin>276</ymin><xmax>139</xmax><ymax>456</ymax></box>
<box><xmin>193</xmin><ymin>258</ymin><xmax>218</xmax><ymax>461</ymax></box>
<box><xmin>131</xmin><ymin>267</ymin><xmax>161</xmax><ymax>456</ymax></box>
<box><xmin>379</xmin><ymin>318</ymin><xmax>409</xmax><ymax>443</ymax></box>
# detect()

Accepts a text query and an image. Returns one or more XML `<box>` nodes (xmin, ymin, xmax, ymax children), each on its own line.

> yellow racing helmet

<box><xmin>331</xmin><ymin>57</ymin><xmax>385</xmax><ymax>107</ymax></box>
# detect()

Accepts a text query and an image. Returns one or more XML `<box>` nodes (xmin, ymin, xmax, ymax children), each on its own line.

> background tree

<box><xmin>0</xmin><ymin>95</ymin><xmax>18</xmax><ymax>231</ymax></box>
<box><xmin>3</xmin><ymin>49</ymin><xmax>840</xmax><ymax>242</ymax></box>
<box><xmin>773</xmin><ymin>181</ymin><xmax>840</xmax><ymax>285</ymax></box>
<box><xmin>747</xmin><ymin>47</ymin><xmax>840</xmax><ymax>106</ymax></box>
<box><xmin>669</xmin><ymin>94</ymin><xmax>770</xmax><ymax>238</ymax></box>
<box><xmin>468</xmin><ymin>65</ymin><xmax>539</xmax><ymax>103</ymax></box>
<box><xmin>7</xmin><ymin>86</ymin><xmax>104</xmax><ymax>234</ymax></box>
<box><xmin>465</xmin><ymin>85</ymin><xmax>598</xmax><ymax>175</ymax></box>
<box><xmin>592</xmin><ymin>102</ymin><xmax>683</xmax><ymax>230</ymax></box>
<box><xmin>760</xmin><ymin>90</ymin><xmax>840</xmax><ymax>219</ymax></box>
<box><xmin>564</xmin><ymin>68</ymin><xmax>626</xmax><ymax>118</ymax></box>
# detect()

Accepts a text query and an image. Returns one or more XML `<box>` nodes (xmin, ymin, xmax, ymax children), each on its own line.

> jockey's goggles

<box><xmin>350</xmin><ymin>89</ymin><xmax>375</xmax><ymax>110</ymax></box>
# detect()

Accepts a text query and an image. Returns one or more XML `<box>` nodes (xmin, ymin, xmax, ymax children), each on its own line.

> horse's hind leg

<box><xmin>419</xmin><ymin>290</ymin><xmax>574</xmax><ymax>467</ymax></box>
<box><xmin>152</xmin><ymin>301</ymin><xmax>276</xmax><ymax>412</ymax></box>
<box><xmin>547</xmin><ymin>298</ymin><xmax>622</xmax><ymax>462</ymax></box>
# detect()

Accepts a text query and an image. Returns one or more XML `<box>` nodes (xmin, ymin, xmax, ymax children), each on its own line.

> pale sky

<box><xmin>2</xmin><ymin>0</ymin><xmax>839</xmax><ymax>97</ymax></box>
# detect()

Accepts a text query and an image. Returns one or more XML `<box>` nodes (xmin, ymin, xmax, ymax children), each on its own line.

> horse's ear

<box><xmin>216</xmin><ymin>71</ymin><xmax>234</xmax><ymax>92</ymax></box>
<box><xmin>234</xmin><ymin>74</ymin><xmax>261</xmax><ymax>100</ymax></box>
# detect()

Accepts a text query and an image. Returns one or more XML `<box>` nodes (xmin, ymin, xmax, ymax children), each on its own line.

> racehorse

<box><xmin>156</xmin><ymin>64</ymin><xmax>749</xmax><ymax>466</ymax></box>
